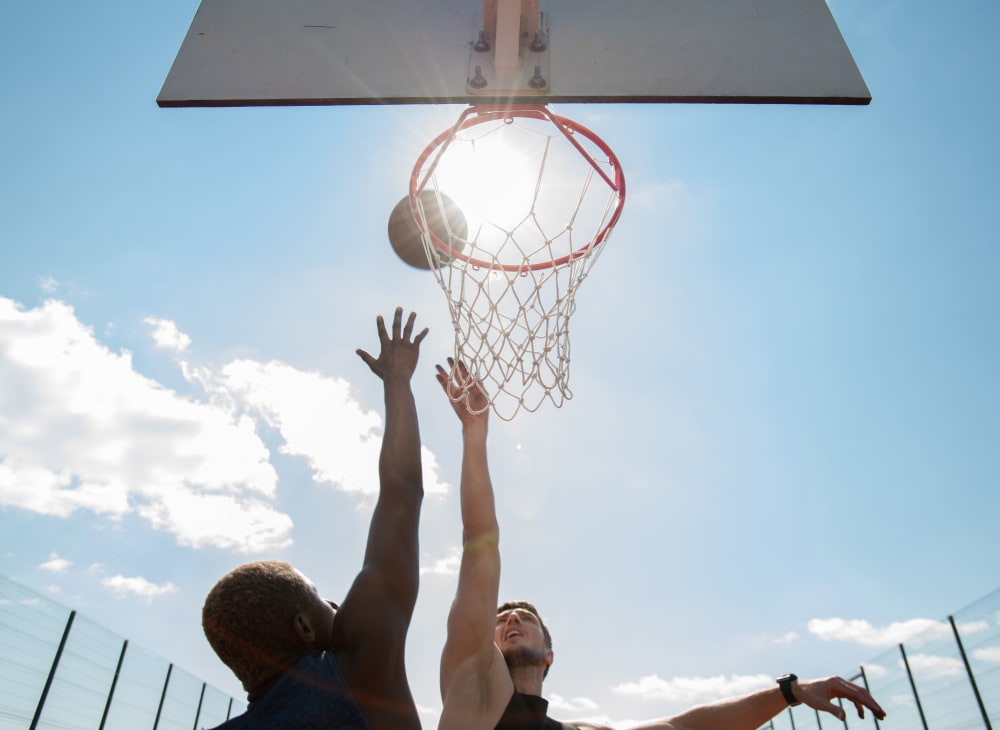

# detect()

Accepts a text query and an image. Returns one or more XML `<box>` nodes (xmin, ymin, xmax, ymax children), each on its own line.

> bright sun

<box><xmin>429</xmin><ymin>130</ymin><xmax>540</xmax><ymax>233</ymax></box>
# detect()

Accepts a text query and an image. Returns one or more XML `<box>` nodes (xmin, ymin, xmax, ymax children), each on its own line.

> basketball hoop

<box><xmin>410</xmin><ymin>104</ymin><xmax>625</xmax><ymax>420</ymax></box>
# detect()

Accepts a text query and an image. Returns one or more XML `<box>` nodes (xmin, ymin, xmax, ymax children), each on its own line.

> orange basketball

<box><xmin>387</xmin><ymin>191</ymin><xmax>468</xmax><ymax>270</ymax></box>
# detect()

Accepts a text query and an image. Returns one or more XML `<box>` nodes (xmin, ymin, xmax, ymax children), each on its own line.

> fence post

<box><xmin>193</xmin><ymin>682</ymin><xmax>207</xmax><ymax>730</ymax></box>
<box><xmin>99</xmin><ymin>639</ymin><xmax>129</xmax><ymax>730</ymax></box>
<box><xmin>29</xmin><ymin>609</ymin><xmax>76</xmax><ymax>730</ymax></box>
<box><xmin>858</xmin><ymin>665</ymin><xmax>881</xmax><ymax>730</ymax></box>
<box><xmin>154</xmin><ymin>663</ymin><xmax>174</xmax><ymax>729</ymax></box>
<box><xmin>899</xmin><ymin>643</ymin><xmax>929</xmax><ymax>730</ymax></box>
<box><xmin>949</xmin><ymin>615</ymin><xmax>994</xmax><ymax>730</ymax></box>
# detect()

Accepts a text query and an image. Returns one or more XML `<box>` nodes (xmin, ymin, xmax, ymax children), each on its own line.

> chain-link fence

<box><xmin>0</xmin><ymin>575</ymin><xmax>244</xmax><ymax>729</ymax></box>
<box><xmin>761</xmin><ymin>588</ymin><xmax>1000</xmax><ymax>730</ymax></box>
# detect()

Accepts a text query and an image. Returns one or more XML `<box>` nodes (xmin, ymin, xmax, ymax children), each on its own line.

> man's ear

<box><xmin>294</xmin><ymin>612</ymin><xmax>317</xmax><ymax>644</ymax></box>
<box><xmin>543</xmin><ymin>648</ymin><xmax>554</xmax><ymax>669</ymax></box>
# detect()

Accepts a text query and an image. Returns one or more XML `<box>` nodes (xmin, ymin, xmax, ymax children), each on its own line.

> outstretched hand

<box><xmin>797</xmin><ymin>676</ymin><xmax>886</xmax><ymax>722</ymax></box>
<box><xmin>435</xmin><ymin>358</ymin><xmax>490</xmax><ymax>426</ymax></box>
<box><xmin>357</xmin><ymin>307</ymin><xmax>428</xmax><ymax>382</ymax></box>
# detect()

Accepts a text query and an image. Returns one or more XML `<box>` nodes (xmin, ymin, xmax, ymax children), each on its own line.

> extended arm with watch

<box><xmin>569</xmin><ymin>673</ymin><xmax>886</xmax><ymax>730</ymax></box>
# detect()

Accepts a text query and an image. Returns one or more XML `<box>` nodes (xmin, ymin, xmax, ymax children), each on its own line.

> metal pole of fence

<box><xmin>949</xmin><ymin>615</ymin><xmax>994</xmax><ymax>730</ymax></box>
<box><xmin>837</xmin><ymin>697</ymin><xmax>848</xmax><ymax>730</ymax></box>
<box><xmin>837</xmin><ymin>697</ymin><xmax>848</xmax><ymax>729</ymax></box>
<box><xmin>193</xmin><ymin>682</ymin><xmax>207</xmax><ymax>730</ymax></box>
<box><xmin>227</xmin><ymin>696</ymin><xmax>233</xmax><ymax>719</ymax></box>
<box><xmin>154</xmin><ymin>662</ymin><xmax>174</xmax><ymax>729</ymax></box>
<box><xmin>858</xmin><ymin>666</ymin><xmax>878</xmax><ymax>730</ymax></box>
<box><xmin>99</xmin><ymin>639</ymin><xmax>129</xmax><ymax>730</ymax></box>
<box><xmin>789</xmin><ymin>706</ymin><xmax>798</xmax><ymax>730</ymax></box>
<box><xmin>29</xmin><ymin>609</ymin><xmax>76</xmax><ymax>730</ymax></box>
<box><xmin>899</xmin><ymin>643</ymin><xmax>929</xmax><ymax>730</ymax></box>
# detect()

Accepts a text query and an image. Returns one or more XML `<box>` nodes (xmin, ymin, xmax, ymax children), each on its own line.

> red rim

<box><xmin>409</xmin><ymin>104</ymin><xmax>626</xmax><ymax>273</ymax></box>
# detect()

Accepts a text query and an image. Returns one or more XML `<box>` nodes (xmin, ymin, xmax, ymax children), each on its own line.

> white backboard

<box><xmin>157</xmin><ymin>0</ymin><xmax>871</xmax><ymax>107</ymax></box>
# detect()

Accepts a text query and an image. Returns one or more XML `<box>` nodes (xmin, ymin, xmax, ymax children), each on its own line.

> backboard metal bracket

<box><xmin>467</xmin><ymin>8</ymin><xmax>550</xmax><ymax>96</ymax></box>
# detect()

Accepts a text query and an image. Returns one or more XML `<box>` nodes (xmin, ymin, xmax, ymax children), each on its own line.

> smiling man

<box><xmin>435</xmin><ymin>361</ymin><xmax>886</xmax><ymax>730</ymax></box>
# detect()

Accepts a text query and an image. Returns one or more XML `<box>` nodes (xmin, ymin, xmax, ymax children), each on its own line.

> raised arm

<box><xmin>437</xmin><ymin>360</ymin><xmax>513</xmax><ymax>729</ymax></box>
<box><xmin>354</xmin><ymin>308</ymin><xmax>427</xmax><ymax>605</ymax></box>
<box><xmin>338</xmin><ymin>308</ymin><xmax>427</xmax><ymax>729</ymax></box>
<box><xmin>571</xmin><ymin>675</ymin><xmax>886</xmax><ymax>730</ymax></box>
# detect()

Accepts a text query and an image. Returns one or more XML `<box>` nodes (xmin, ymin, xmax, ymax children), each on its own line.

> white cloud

<box><xmin>548</xmin><ymin>694</ymin><xmax>599</xmax><ymax>713</ymax></box>
<box><xmin>40</xmin><ymin>276</ymin><xmax>58</xmax><ymax>294</ymax></box>
<box><xmin>0</xmin><ymin>297</ymin><xmax>287</xmax><ymax>551</ymax></box>
<box><xmin>38</xmin><ymin>552</ymin><xmax>72</xmax><ymax>572</ymax></box>
<box><xmin>144</xmin><ymin>316</ymin><xmax>191</xmax><ymax>352</ymax></box>
<box><xmin>0</xmin><ymin>296</ymin><xmax>450</xmax><ymax>554</ymax></box>
<box><xmin>973</xmin><ymin>647</ymin><xmax>1000</xmax><ymax>663</ymax></box>
<box><xmin>135</xmin><ymin>486</ymin><xmax>293</xmax><ymax>552</ymax></box>
<box><xmin>861</xmin><ymin>663</ymin><xmax>889</xmax><ymax>679</ymax></box>
<box><xmin>774</xmin><ymin>631</ymin><xmax>799</xmax><ymax>644</ymax></box>
<box><xmin>613</xmin><ymin>673</ymin><xmax>772</xmax><ymax>704</ymax></box>
<box><xmin>903</xmin><ymin>653</ymin><xmax>964</xmax><ymax>678</ymax></box>
<box><xmin>102</xmin><ymin>574</ymin><xmax>177</xmax><ymax>602</ymax></box>
<box><xmin>421</xmin><ymin>547</ymin><xmax>461</xmax><ymax>576</ymax></box>
<box><xmin>807</xmin><ymin>617</ymin><xmax>987</xmax><ymax>647</ymax></box>
<box><xmin>212</xmin><ymin>359</ymin><xmax>449</xmax><ymax>498</ymax></box>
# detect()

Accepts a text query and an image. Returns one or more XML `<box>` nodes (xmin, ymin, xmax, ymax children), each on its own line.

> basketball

<box><xmin>387</xmin><ymin>191</ymin><xmax>468</xmax><ymax>270</ymax></box>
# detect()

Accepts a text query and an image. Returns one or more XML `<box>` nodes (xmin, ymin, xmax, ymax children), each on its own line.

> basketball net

<box><xmin>411</xmin><ymin>104</ymin><xmax>625</xmax><ymax>420</ymax></box>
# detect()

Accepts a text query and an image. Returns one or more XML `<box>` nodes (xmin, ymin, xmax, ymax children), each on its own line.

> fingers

<box><xmin>386</xmin><ymin>308</ymin><xmax>428</xmax><ymax>346</ymax></box>
<box><xmin>435</xmin><ymin>363</ymin><xmax>450</xmax><ymax>391</ymax></box>
<box><xmin>395</xmin><ymin>307</ymin><xmax>406</xmax><ymax>340</ymax></box>
<box><xmin>808</xmin><ymin>677</ymin><xmax>885</xmax><ymax>723</ymax></box>
<box><xmin>436</xmin><ymin>358</ymin><xmax>477</xmax><ymax>399</ymax></box>
<box><xmin>436</xmin><ymin>359</ymin><xmax>461</xmax><ymax>397</ymax></box>
<box><xmin>860</xmin><ymin>697</ymin><xmax>886</xmax><ymax>721</ymax></box>
<box><xmin>356</xmin><ymin>348</ymin><xmax>375</xmax><ymax>371</ymax></box>
<box><xmin>375</xmin><ymin>314</ymin><xmax>388</xmax><ymax>344</ymax></box>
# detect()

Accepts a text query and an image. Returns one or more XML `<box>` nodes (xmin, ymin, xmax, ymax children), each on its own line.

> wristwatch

<box><xmin>777</xmin><ymin>674</ymin><xmax>801</xmax><ymax>706</ymax></box>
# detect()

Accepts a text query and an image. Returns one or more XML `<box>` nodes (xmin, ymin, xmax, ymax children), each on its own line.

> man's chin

<box><xmin>502</xmin><ymin>646</ymin><xmax>546</xmax><ymax>671</ymax></box>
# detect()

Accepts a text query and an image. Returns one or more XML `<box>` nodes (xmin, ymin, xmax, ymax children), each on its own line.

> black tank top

<box><xmin>495</xmin><ymin>689</ymin><xmax>565</xmax><ymax>730</ymax></box>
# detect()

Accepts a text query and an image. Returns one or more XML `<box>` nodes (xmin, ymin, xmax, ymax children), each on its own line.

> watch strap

<box><xmin>777</xmin><ymin>674</ymin><xmax>800</xmax><ymax>706</ymax></box>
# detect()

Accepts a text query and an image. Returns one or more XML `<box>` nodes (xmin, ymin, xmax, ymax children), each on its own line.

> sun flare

<box><xmin>429</xmin><ymin>129</ymin><xmax>541</xmax><ymax>232</ymax></box>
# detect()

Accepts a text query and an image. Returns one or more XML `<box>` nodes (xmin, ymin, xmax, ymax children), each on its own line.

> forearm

<box><xmin>460</xmin><ymin>423</ymin><xmax>496</xmax><ymax>540</ymax></box>
<box><xmin>379</xmin><ymin>377</ymin><xmax>424</xmax><ymax>494</ymax></box>
<box><xmin>641</xmin><ymin>687</ymin><xmax>786</xmax><ymax>730</ymax></box>
<box><xmin>359</xmin><ymin>377</ymin><xmax>423</xmax><ymax>605</ymax></box>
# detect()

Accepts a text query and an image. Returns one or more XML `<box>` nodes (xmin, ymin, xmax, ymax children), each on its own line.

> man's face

<box><xmin>495</xmin><ymin>607</ymin><xmax>550</xmax><ymax>670</ymax></box>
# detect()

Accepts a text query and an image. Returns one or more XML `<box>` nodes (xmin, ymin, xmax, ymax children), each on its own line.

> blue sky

<box><xmin>1</xmin><ymin>0</ymin><xmax>998</xmax><ymax>726</ymax></box>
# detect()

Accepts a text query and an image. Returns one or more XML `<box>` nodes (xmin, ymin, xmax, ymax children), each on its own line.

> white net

<box><xmin>411</xmin><ymin>105</ymin><xmax>625</xmax><ymax>420</ymax></box>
